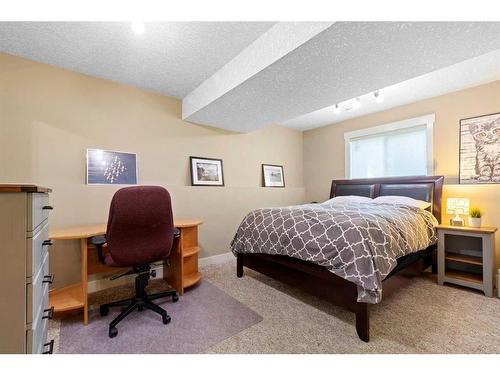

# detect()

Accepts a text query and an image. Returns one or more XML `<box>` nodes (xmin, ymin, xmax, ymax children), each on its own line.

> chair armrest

<box><xmin>90</xmin><ymin>235</ymin><xmax>107</xmax><ymax>263</ymax></box>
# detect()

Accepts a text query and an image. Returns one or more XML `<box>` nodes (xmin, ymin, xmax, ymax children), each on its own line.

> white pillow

<box><xmin>373</xmin><ymin>196</ymin><xmax>431</xmax><ymax>210</ymax></box>
<box><xmin>323</xmin><ymin>195</ymin><xmax>373</xmax><ymax>204</ymax></box>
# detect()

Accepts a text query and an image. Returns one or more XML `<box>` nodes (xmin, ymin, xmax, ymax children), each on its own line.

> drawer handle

<box><xmin>42</xmin><ymin>205</ymin><xmax>54</xmax><ymax>210</ymax></box>
<box><xmin>43</xmin><ymin>274</ymin><xmax>55</xmax><ymax>284</ymax></box>
<box><xmin>42</xmin><ymin>339</ymin><xmax>54</xmax><ymax>354</ymax></box>
<box><xmin>42</xmin><ymin>306</ymin><xmax>55</xmax><ymax>320</ymax></box>
<box><xmin>42</xmin><ymin>240</ymin><xmax>53</xmax><ymax>247</ymax></box>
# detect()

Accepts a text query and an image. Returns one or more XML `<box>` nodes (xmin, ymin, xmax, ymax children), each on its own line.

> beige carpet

<box><xmin>50</xmin><ymin>258</ymin><xmax>500</xmax><ymax>353</ymax></box>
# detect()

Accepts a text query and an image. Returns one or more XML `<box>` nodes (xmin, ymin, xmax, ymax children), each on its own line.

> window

<box><xmin>345</xmin><ymin>114</ymin><xmax>434</xmax><ymax>179</ymax></box>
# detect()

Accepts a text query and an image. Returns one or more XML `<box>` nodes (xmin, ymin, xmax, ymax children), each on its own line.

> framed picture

<box><xmin>262</xmin><ymin>164</ymin><xmax>285</xmax><ymax>188</ymax></box>
<box><xmin>86</xmin><ymin>149</ymin><xmax>138</xmax><ymax>185</ymax></box>
<box><xmin>190</xmin><ymin>156</ymin><xmax>224</xmax><ymax>186</ymax></box>
<box><xmin>459</xmin><ymin>112</ymin><xmax>500</xmax><ymax>184</ymax></box>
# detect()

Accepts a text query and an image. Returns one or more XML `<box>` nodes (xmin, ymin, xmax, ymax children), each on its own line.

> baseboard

<box><xmin>199</xmin><ymin>251</ymin><xmax>234</xmax><ymax>267</ymax></box>
<box><xmin>87</xmin><ymin>253</ymin><xmax>234</xmax><ymax>293</ymax></box>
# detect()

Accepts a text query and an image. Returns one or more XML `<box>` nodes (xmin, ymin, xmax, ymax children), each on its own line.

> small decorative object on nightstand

<box><xmin>437</xmin><ymin>224</ymin><xmax>497</xmax><ymax>297</ymax></box>
<box><xmin>446</xmin><ymin>198</ymin><xmax>470</xmax><ymax>226</ymax></box>
<box><xmin>468</xmin><ymin>207</ymin><xmax>482</xmax><ymax>228</ymax></box>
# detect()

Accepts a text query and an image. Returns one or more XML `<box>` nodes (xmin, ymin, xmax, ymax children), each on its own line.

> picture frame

<box><xmin>262</xmin><ymin>164</ymin><xmax>285</xmax><ymax>188</ymax></box>
<box><xmin>190</xmin><ymin>156</ymin><xmax>224</xmax><ymax>186</ymax></box>
<box><xmin>459</xmin><ymin>112</ymin><xmax>500</xmax><ymax>184</ymax></box>
<box><xmin>86</xmin><ymin>148</ymin><xmax>138</xmax><ymax>185</ymax></box>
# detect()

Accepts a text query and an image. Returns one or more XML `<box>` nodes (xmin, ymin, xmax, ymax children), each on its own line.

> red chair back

<box><xmin>106</xmin><ymin>186</ymin><xmax>174</xmax><ymax>267</ymax></box>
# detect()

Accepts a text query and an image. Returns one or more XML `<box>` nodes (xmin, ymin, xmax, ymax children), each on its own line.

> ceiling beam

<box><xmin>182</xmin><ymin>22</ymin><xmax>334</xmax><ymax>122</ymax></box>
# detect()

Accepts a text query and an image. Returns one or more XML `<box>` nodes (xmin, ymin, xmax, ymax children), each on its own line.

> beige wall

<box><xmin>2</xmin><ymin>50</ymin><xmax>500</xmax><ymax>285</ymax></box>
<box><xmin>0</xmin><ymin>53</ymin><xmax>305</xmax><ymax>287</ymax></box>
<box><xmin>304</xmin><ymin>80</ymin><xmax>500</xmax><ymax>266</ymax></box>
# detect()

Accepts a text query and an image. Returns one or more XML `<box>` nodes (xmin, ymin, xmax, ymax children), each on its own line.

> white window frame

<box><xmin>344</xmin><ymin>114</ymin><xmax>435</xmax><ymax>179</ymax></box>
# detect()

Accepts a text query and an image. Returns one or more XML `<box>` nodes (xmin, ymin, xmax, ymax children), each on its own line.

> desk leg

<box><xmin>81</xmin><ymin>238</ymin><xmax>89</xmax><ymax>325</ymax></box>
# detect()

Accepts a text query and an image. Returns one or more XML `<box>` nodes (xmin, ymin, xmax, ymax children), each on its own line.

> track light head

<box><xmin>374</xmin><ymin>90</ymin><xmax>384</xmax><ymax>103</ymax></box>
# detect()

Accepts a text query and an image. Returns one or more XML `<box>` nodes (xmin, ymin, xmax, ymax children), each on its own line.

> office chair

<box><xmin>90</xmin><ymin>186</ymin><xmax>179</xmax><ymax>338</ymax></box>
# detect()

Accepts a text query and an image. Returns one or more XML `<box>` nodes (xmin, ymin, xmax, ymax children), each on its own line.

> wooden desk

<box><xmin>48</xmin><ymin>219</ymin><xmax>203</xmax><ymax>324</ymax></box>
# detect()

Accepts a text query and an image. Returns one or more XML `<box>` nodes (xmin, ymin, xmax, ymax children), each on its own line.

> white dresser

<box><xmin>0</xmin><ymin>185</ymin><xmax>54</xmax><ymax>354</ymax></box>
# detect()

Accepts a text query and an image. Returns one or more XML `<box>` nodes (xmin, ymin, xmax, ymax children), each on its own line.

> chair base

<box><xmin>99</xmin><ymin>265</ymin><xmax>179</xmax><ymax>338</ymax></box>
<box><xmin>100</xmin><ymin>290</ymin><xmax>179</xmax><ymax>338</ymax></box>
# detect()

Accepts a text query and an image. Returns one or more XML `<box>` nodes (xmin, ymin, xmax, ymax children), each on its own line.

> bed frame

<box><xmin>236</xmin><ymin>175</ymin><xmax>444</xmax><ymax>342</ymax></box>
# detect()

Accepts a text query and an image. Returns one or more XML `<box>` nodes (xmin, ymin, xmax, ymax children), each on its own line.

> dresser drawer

<box><xmin>26</xmin><ymin>222</ymin><xmax>50</xmax><ymax>277</ymax></box>
<box><xmin>26</xmin><ymin>252</ymin><xmax>50</xmax><ymax>325</ymax></box>
<box><xmin>27</xmin><ymin>193</ymin><xmax>51</xmax><ymax>232</ymax></box>
<box><xmin>26</xmin><ymin>309</ymin><xmax>49</xmax><ymax>354</ymax></box>
<box><xmin>26</xmin><ymin>252</ymin><xmax>51</xmax><ymax>354</ymax></box>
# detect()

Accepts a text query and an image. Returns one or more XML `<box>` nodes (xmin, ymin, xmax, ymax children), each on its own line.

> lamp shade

<box><xmin>446</xmin><ymin>198</ymin><xmax>470</xmax><ymax>215</ymax></box>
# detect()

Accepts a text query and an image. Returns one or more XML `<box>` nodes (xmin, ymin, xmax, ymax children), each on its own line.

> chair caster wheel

<box><xmin>100</xmin><ymin>306</ymin><xmax>109</xmax><ymax>316</ymax></box>
<box><xmin>138</xmin><ymin>305</ymin><xmax>144</xmax><ymax>311</ymax></box>
<box><xmin>172</xmin><ymin>294</ymin><xmax>179</xmax><ymax>303</ymax></box>
<box><xmin>162</xmin><ymin>315</ymin><xmax>171</xmax><ymax>325</ymax></box>
<box><xmin>109</xmin><ymin>326</ymin><xmax>118</xmax><ymax>338</ymax></box>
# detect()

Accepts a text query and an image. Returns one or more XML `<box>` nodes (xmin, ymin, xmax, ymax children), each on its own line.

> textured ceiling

<box><xmin>0</xmin><ymin>21</ymin><xmax>275</xmax><ymax>98</ymax></box>
<box><xmin>284</xmin><ymin>49</ymin><xmax>500</xmax><ymax>130</ymax></box>
<box><xmin>185</xmin><ymin>22</ymin><xmax>500</xmax><ymax>132</ymax></box>
<box><xmin>2</xmin><ymin>22</ymin><xmax>500</xmax><ymax>132</ymax></box>
<box><xmin>183</xmin><ymin>22</ymin><xmax>333</xmax><ymax>120</ymax></box>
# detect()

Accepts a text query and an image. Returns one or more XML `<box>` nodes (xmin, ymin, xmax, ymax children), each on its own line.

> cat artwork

<box><xmin>460</xmin><ymin>113</ymin><xmax>500</xmax><ymax>184</ymax></box>
<box><xmin>469</xmin><ymin>120</ymin><xmax>500</xmax><ymax>181</ymax></box>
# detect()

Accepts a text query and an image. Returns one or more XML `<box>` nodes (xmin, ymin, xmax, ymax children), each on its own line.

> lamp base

<box><xmin>450</xmin><ymin>217</ymin><xmax>465</xmax><ymax>226</ymax></box>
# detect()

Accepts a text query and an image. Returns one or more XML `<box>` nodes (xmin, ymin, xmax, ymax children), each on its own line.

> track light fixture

<box><xmin>374</xmin><ymin>90</ymin><xmax>384</xmax><ymax>103</ymax></box>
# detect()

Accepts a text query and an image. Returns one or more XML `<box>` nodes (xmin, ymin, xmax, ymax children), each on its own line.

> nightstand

<box><xmin>437</xmin><ymin>224</ymin><xmax>497</xmax><ymax>297</ymax></box>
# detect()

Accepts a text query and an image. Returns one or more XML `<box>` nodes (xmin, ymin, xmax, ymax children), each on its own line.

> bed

<box><xmin>232</xmin><ymin>175</ymin><xmax>444</xmax><ymax>342</ymax></box>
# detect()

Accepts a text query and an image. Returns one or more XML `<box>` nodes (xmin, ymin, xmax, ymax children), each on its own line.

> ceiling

<box><xmin>0</xmin><ymin>22</ymin><xmax>275</xmax><ymax>98</ymax></box>
<box><xmin>283</xmin><ymin>49</ymin><xmax>500</xmax><ymax>130</ymax></box>
<box><xmin>1</xmin><ymin>22</ymin><xmax>500</xmax><ymax>132</ymax></box>
<box><xmin>183</xmin><ymin>22</ymin><xmax>500</xmax><ymax>132</ymax></box>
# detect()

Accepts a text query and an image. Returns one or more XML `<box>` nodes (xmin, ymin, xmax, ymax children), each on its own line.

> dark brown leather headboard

<box><xmin>329</xmin><ymin>175</ymin><xmax>444</xmax><ymax>223</ymax></box>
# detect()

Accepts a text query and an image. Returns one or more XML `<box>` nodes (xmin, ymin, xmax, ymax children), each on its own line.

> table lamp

<box><xmin>446</xmin><ymin>198</ymin><xmax>470</xmax><ymax>226</ymax></box>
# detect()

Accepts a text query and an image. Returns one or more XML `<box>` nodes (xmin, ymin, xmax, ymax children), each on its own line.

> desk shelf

<box><xmin>183</xmin><ymin>246</ymin><xmax>200</xmax><ymax>258</ymax></box>
<box><xmin>49</xmin><ymin>283</ymin><xmax>84</xmax><ymax>312</ymax></box>
<box><xmin>164</xmin><ymin>222</ymin><xmax>203</xmax><ymax>296</ymax></box>
<box><xmin>183</xmin><ymin>272</ymin><xmax>202</xmax><ymax>288</ymax></box>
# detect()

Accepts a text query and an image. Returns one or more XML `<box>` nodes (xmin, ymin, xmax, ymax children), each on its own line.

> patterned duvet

<box><xmin>230</xmin><ymin>201</ymin><xmax>438</xmax><ymax>303</ymax></box>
